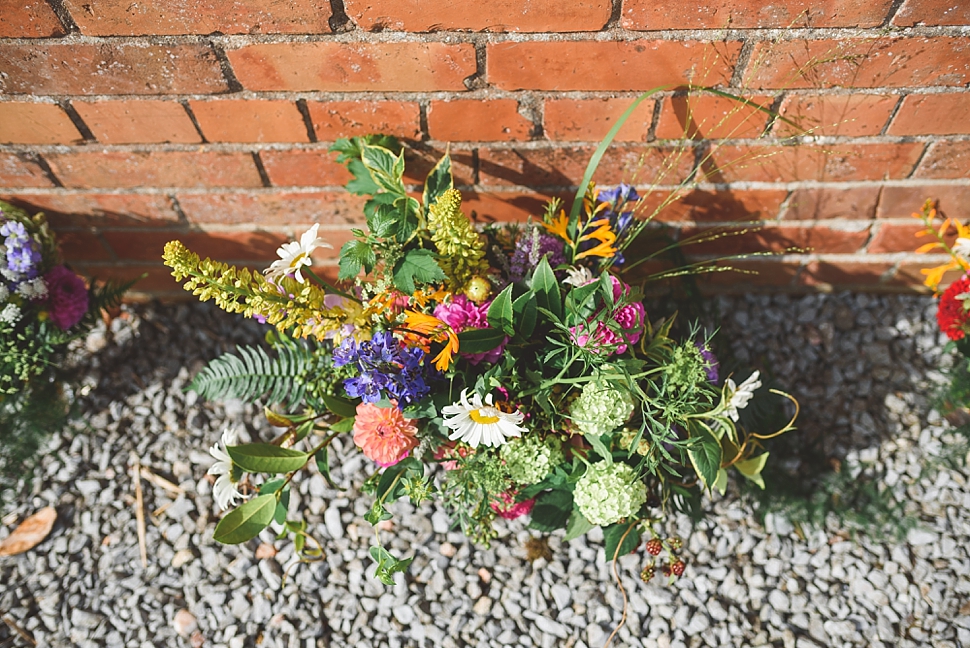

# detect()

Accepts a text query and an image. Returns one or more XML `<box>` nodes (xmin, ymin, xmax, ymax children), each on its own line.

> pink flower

<box><xmin>45</xmin><ymin>265</ymin><xmax>89</xmax><ymax>330</ymax></box>
<box><xmin>353</xmin><ymin>401</ymin><xmax>419</xmax><ymax>468</ymax></box>
<box><xmin>614</xmin><ymin>302</ymin><xmax>646</xmax><ymax>350</ymax></box>
<box><xmin>570</xmin><ymin>321</ymin><xmax>622</xmax><ymax>354</ymax></box>
<box><xmin>434</xmin><ymin>295</ymin><xmax>507</xmax><ymax>365</ymax></box>
<box><xmin>490</xmin><ymin>490</ymin><xmax>536</xmax><ymax>520</ymax></box>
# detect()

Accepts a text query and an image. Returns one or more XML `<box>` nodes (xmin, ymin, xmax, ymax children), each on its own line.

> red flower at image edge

<box><xmin>937</xmin><ymin>275</ymin><xmax>970</xmax><ymax>341</ymax></box>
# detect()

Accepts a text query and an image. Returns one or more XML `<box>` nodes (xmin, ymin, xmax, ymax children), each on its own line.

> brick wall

<box><xmin>1</xmin><ymin>0</ymin><xmax>968</xmax><ymax>297</ymax></box>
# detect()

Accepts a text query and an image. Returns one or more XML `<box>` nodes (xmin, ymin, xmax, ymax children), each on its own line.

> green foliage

<box><xmin>213</xmin><ymin>494</ymin><xmax>277</xmax><ymax>544</ymax></box>
<box><xmin>603</xmin><ymin>522</ymin><xmax>641</xmax><ymax>560</ymax></box>
<box><xmin>228</xmin><ymin>443</ymin><xmax>309</xmax><ymax>474</ymax></box>
<box><xmin>188</xmin><ymin>340</ymin><xmax>316</xmax><ymax>406</ymax></box>
<box><xmin>392</xmin><ymin>248</ymin><xmax>446</xmax><ymax>293</ymax></box>
<box><xmin>529</xmin><ymin>489</ymin><xmax>573</xmax><ymax>532</ymax></box>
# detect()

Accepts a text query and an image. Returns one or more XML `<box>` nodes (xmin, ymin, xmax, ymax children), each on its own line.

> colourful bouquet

<box><xmin>0</xmin><ymin>201</ymin><xmax>134</xmax><ymax>492</ymax></box>
<box><xmin>163</xmin><ymin>132</ymin><xmax>796</xmax><ymax>584</ymax></box>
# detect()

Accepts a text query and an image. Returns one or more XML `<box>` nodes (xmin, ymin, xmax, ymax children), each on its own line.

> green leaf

<box><xmin>392</xmin><ymin>248</ymin><xmax>446</xmax><ymax>293</ymax></box>
<box><xmin>315</xmin><ymin>446</ymin><xmax>337</xmax><ymax>488</ymax></box>
<box><xmin>361</xmin><ymin>145</ymin><xmax>406</xmax><ymax>195</ymax></box>
<box><xmin>603</xmin><ymin>522</ymin><xmax>641</xmax><ymax>560</ymax></box>
<box><xmin>376</xmin><ymin>457</ymin><xmax>422</xmax><ymax>504</ymax></box>
<box><xmin>344</xmin><ymin>158</ymin><xmax>381</xmax><ymax>195</ymax></box>
<box><xmin>528</xmin><ymin>489</ymin><xmax>573</xmax><ymax>532</ymax></box>
<box><xmin>564</xmin><ymin>510</ymin><xmax>594</xmax><ymax>541</ymax></box>
<box><xmin>364</xmin><ymin>499</ymin><xmax>392</xmax><ymax>525</ymax></box>
<box><xmin>259</xmin><ymin>478</ymin><xmax>285</xmax><ymax>495</ymax></box>
<box><xmin>213</xmin><ymin>494</ymin><xmax>276</xmax><ymax>544</ymax></box>
<box><xmin>734</xmin><ymin>452</ymin><xmax>769</xmax><ymax>489</ymax></box>
<box><xmin>586</xmin><ymin>433</ymin><xmax>613</xmax><ymax>465</ymax></box>
<box><xmin>322</xmin><ymin>393</ymin><xmax>360</xmax><ymax>418</ymax></box>
<box><xmin>293</xmin><ymin>419</ymin><xmax>314</xmax><ymax>443</ymax></box>
<box><xmin>330</xmin><ymin>417</ymin><xmax>356</xmax><ymax>433</ymax></box>
<box><xmin>512</xmin><ymin>291</ymin><xmax>537</xmax><ymax>339</ymax></box>
<box><xmin>369</xmin><ymin>546</ymin><xmax>414</xmax><ymax>586</ymax></box>
<box><xmin>687</xmin><ymin>426</ymin><xmax>722</xmax><ymax>490</ymax></box>
<box><xmin>227</xmin><ymin>443</ymin><xmax>309</xmax><ymax>474</ymax></box>
<box><xmin>531</xmin><ymin>257</ymin><xmax>562</xmax><ymax>320</ymax></box>
<box><xmin>274</xmin><ymin>487</ymin><xmax>290</xmax><ymax>525</ymax></box>
<box><xmin>368</xmin><ymin>202</ymin><xmax>400</xmax><ymax>238</ymax></box>
<box><xmin>422</xmin><ymin>153</ymin><xmax>453</xmax><ymax>217</ymax></box>
<box><xmin>713</xmin><ymin>467</ymin><xmax>728</xmax><ymax>495</ymax></box>
<box><xmin>487</xmin><ymin>283</ymin><xmax>515</xmax><ymax>336</ymax></box>
<box><xmin>456</xmin><ymin>327</ymin><xmax>506</xmax><ymax>354</ymax></box>
<box><xmin>338</xmin><ymin>240</ymin><xmax>377</xmax><ymax>281</ymax></box>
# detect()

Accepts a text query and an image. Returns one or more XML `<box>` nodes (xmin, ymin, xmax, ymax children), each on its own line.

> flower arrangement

<box><xmin>163</xmin><ymin>121</ymin><xmax>798</xmax><ymax>584</ymax></box>
<box><xmin>0</xmin><ymin>201</ymin><xmax>135</xmax><ymax>494</ymax></box>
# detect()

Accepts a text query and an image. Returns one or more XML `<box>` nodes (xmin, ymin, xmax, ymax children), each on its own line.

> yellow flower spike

<box><xmin>400</xmin><ymin>310</ymin><xmax>460</xmax><ymax>371</ymax></box>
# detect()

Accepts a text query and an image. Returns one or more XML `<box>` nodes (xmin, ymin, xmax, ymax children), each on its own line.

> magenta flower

<box><xmin>45</xmin><ymin>265</ymin><xmax>89</xmax><ymax>330</ymax></box>
<box><xmin>490</xmin><ymin>490</ymin><xmax>536</xmax><ymax>520</ymax></box>
<box><xmin>434</xmin><ymin>295</ymin><xmax>507</xmax><ymax>365</ymax></box>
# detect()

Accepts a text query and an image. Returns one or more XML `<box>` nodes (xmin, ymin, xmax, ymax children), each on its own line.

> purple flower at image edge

<box><xmin>695</xmin><ymin>341</ymin><xmax>720</xmax><ymax>384</ymax></box>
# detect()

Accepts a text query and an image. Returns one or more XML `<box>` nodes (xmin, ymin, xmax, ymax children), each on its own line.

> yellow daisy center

<box><xmin>469</xmin><ymin>407</ymin><xmax>501</xmax><ymax>425</ymax></box>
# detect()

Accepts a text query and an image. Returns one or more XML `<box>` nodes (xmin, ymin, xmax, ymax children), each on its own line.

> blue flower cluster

<box><xmin>333</xmin><ymin>331</ymin><xmax>432</xmax><ymax>407</ymax></box>
<box><xmin>1</xmin><ymin>218</ymin><xmax>42</xmax><ymax>284</ymax></box>
<box><xmin>593</xmin><ymin>184</ymin><xmax>640</xmax><ymax>266</ymax></box>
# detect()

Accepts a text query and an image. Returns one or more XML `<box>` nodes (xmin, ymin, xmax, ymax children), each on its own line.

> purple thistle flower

<box><xmin>509</xmin><ymin>227</ymin><xmax>566</xmax><ymax>281</ymax></box>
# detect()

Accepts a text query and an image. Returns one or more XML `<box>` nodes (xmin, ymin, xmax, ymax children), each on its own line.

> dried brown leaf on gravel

<box><xmin>0</xmin><ymin>507</ymin><xmax>57</xmax><ymax>556</ymax></box>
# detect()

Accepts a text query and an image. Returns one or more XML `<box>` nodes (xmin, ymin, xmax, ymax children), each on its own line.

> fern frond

<box><xmin>188</xmin><ymin>342</ymin><xmax>315</xmax><ymax>406</ymax></box>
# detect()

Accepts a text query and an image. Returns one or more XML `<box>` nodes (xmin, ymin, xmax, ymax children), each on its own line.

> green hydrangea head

<box><xmin>569</xmin><ymin>378</ymin><xmax>635</xmax><ymax>437</ymax></box>
<box><xmin>573</xmin><ymin>461</ymin><xmax>646</xmax><ymax>526</ymax></box>
<box><xmin>500</xmin><ymin>435</ymin><xmax>564</xmax><ymax>485</ymax></box>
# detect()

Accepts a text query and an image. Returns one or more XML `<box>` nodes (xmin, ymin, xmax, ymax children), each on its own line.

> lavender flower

<box><xmin>509</xmin><ymin>226</ymin><xmax>566</xmax><ymax>281</ymax></box>
<box><xmin>1</xmin><ymin>218</ymin><xmax>43</xmax><ymax>281</ymax></box>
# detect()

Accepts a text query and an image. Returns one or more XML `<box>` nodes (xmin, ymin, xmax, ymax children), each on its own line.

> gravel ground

<box><xmin>1</xmin><ymin>293</ymin><xmax>969</xmax><ymax>648</ymax></box>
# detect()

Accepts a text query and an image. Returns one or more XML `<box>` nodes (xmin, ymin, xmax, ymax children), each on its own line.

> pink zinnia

<box><xmin>45</xmin><ymin>265</ymin><xmax>89</xmax><ymax>330</ymax></box>
<box><xmin>352</xmin><ymin>401</ymin><xmax>419</xmax><ymax>467</ymax></box>
<box><xmin>490</xmin><ymin>490</ymin><xmax>536</xmax><ymax>520</ymax></box>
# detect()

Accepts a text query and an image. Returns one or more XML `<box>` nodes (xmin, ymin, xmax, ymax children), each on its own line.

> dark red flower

<box><xmin>45</xmin><ymin>265</ymin><xmax>89</xmax><ymax>330</ymax></box>
<box><xmin>937</xmin><ymin>274</ymin><xmax>970</xmax><ymax>341</ymax></box>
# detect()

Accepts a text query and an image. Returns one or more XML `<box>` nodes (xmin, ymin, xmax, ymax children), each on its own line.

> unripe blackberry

<box><xmin>645</xmin><ymin>538</ymin><xmax>663</xmax><ymax>556</ymax></box>
<box><xmin>666</xmin><ymin>536</ymin><xmax>683</xmax><ymax>551</ymax></box>
<box><xmin>640</xmin><ymin>565</ymin><xmax>655</xmax><ymax>582</ymax></box>
<box><xmin>671</xmin><ymin>560</ymin><xmax>686</xmax><ymax>576</ymax></box>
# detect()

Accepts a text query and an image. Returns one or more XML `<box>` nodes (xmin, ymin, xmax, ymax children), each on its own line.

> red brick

<box><xmin>58</xmin><ymin>231</ymin><xmax>114</xmax><ymax>262</ymax></box>
<box><xmin>306</xmin><ymin>101</ymin><xmax>421</xmax><ymax>141</ymax></box>
<box><xmin>892</xmin><ymin>0</ymin><xmax>970</xmax><ymax>26</ymax></box>
<box><xmin>887</xmin><ymin>94</ymin><xmax>970</xmax><ymax>136</ymax></box>
<box><xmin>73</xmin><ymin>264</ymin><xmax>183</xmax><ymax>294</ymax></box>
<box><xmin>0</xmin><ymin>153</ymin><xmax>55</xmax><ymax>188</ymax></box>
<box><xmin>622</xmin><ymin>0</ymin><xmax>892</xmax><ymax>29</ymax></box>
<box><xmin>103</xmin><ymin>230</ymin><xmax>291</xmax><ymax>262</ymax></box>
<box><xmin>704</xmin><ymin>143</ymin><xmax>925</xmax><ymax>183</ymax></box>
<box><xmin>175</xmin><ymin>192</ymin><xmax>366</xmax><ymax>226</ymax></box>
<box><xmin>0</xmin><ymin>102</ymin><xmax>83</xmax><ymax>145</ymax></box>
<box><xmin>799</xmin><ymin>261</ymin><xmax>896</xmax><ymax>287</ymax></box>
<box><xmin>774</xmin><ymin>94</ymin><xmax>898</xmax><ymax>137</ymax></box>
<box><xmin>655</xmin><ymin>94</ymin><xmax>772</xmax><ymax>140</ymax></box>
<box><xmin>345</xmin><ymin>0</ymin><xmax>610</xmax><ymax>31</ymax></box>
<box><xmin>63</xmin><ymin>0</ymin><xmax>331</xmax><ymax>35</ymax></box>
<box><xmin>0</xmin><ymin>43</ymin><xmax>228</xmax><ymax>95</ymax></box>
<box><xmin>0</xmin><ymin>0</ymin><xmax>65</xmax><ymax>37</ymax></box>
<box><xmin>744</xmin><ymin>37</ymin><xmax>970</xmax><ymax>89</ymax></box>
<box><xmin>45</xmin><ymin>151</ymin><xmax>262</xmax><ymax>189</ymax></box>
<box><xmin>875</xmin><ymin>185</ymin><xmax>970</xmax><ymax>221</ymax></box>
<box><xmin>544</xmin><ymin>98</ymin><xmax>655</xmax><ymax>142</ymax></box>
<box><xmin>783</xmin><ymin>186</ymin><xmax>880</xmax><ymax>221</ymax></box>
<box><xmin>914</xmin><ymin>141</ymin><xmax>970</xmax><ymax>179</ymax></box>
<box><xmin>190</xmin><ymin>99</ymin><xmax>308</xmax><ymax>144</ymax></box>
<box><xmin>259</xmin><ymin>150</ymin><xmax>354</xmax><ymax>187</ymax></box>
<box><xmin>487</xmin><ymin>41</ymin><xmax>742</xmax><ymax>91</ymax></box>
<box><xmin>684</xmin><ymin>223</ymin><xmax>870</xmax><ymax>255</ymax></box>
<box><xmin>462</xmin><ymin>191</ymin><xmax>570</xmax><ymax>223</ymax></box>
<box><xmin>72</xmin><ymin>100</ymin><xmax>201</xmax><ymax>144</ymax></box>
<box><xmin>0</xmin><ymin>194</ymin><xmax>179</xmax><ymax>228</ymax></box>
<box><xmin>639</xmin><ymin>188</ymin><xmax>788</xmax><ymax>223</ymax></box>
<box><xmin>478</xmin><ymin>146</ymin><xmax>696</xmax><ymax>188</ymax></box>
<box><xmin>428</xmin><ymin>99</ymin><xmax>532</xmax><ymax>142</ymax></box>
<box><xmin>865</xmin><ymin>221</ymin><xmax>946</xmax><ymax>254</ymax></box>
<box><xmin>402</xmin><ymin>146</ymin><xmax>476</xmax><ymax>186</ymax></box>
<box><xmin>227</xmin><ymin>43</ymin><xmax>476</xmax><ymax>92</ymax></box>
<box><xmin>695</xmin><ymin>259</ymin><xmax>802</xmax><ymax>289</ymax></box>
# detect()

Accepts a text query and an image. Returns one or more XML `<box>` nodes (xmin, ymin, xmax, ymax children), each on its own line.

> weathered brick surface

<box><xmin>800</xmin><ymin>260</ymin><xmax>896</xmax><ymax>286</ymax></box>
<box><xmin>543</xmin><ymin>98</ymin><xmax>655</xmax><ymax>142</ymax></box>
<box><xmin>72</xmin><ymin>100</ymin><xmax>201</xmax><ymax>144</ymax></box>
<box><xmin>914</xmin><ymin>141</ymin><xmax>970</xmax><ymax>179</ymax></box>
<box><xmin>0</xmin><ymin>43</ymin><xmax>229</xmax><ymax>95</ymax></box>
<box><xmin>866</xmin><ymin>222</ymin><xmax>938</xmax><ymax>254</ymax></box>
<box><xmin>63</xmin><ymin>0</ymin><xmax>332</xmax><ymax>35</ymax></box>
<box><xmin>488</xmin><ymin>41</ymin><xmax>742</xmax><ymax>91</ymax></box>
<box><xmin>44</xmin><ymin>151</ymin><xmax>263</xmax><ymax>188</ymax></box>
<box><xmin>0</xmin><ymin>153</ymin><xmax>54</xmax><ymax>188</ymax></box>
<box><xmin>892</xmin><ymin>0</ymin><xmax>970</xmax><ymax>26</ymax></box>
<box><xmin>640</xmin><ymin>188</ymin><xmax>789</xmax><ymax>223</ymax></box>
<box><xmin>783</xmin><ymin>186</ymin><xmax>881</xmax><ymax>221</ymax></box>
<box><xmin>73</xmin><ymin>263</ymin><xmax>183</xmax><ymax>293</ymax></box>
<box><xmin>699</xmin><ymin>260</ymin><xmax>803</xmax><ymax>288</ymax></box>
<box><xmin>344</xmin><ymin>0</ymin><xmax>611</xmax><ymax>32</ymax></box>
<box><xmin>887</xmin><ymin>94</ymin><xmax>970</xmax><ymax>136</ymax></box>
<box><xmin>461</xmin><ymin>191</ymin><xmax>567</xmax><ymax>223</ymax></box>
<box><xmin>190</xmin><ymin>99</ymin><xmax>309</xmax><ymax>143</ymax></box>
<box><xmin>102</xmin><ymin>229</ymin><xmax>290</xmax><ymax>261</ymax></box>
<box><xmin>685</xmin><ymin>223</ymin><xmax>871</xmax><ymax>255</ymax></box>
<box><xmin>774</xmin><ymin>94</ymin><xmax>898</xmax><ymax>137</ymax></box>
<box><xmin>57</xmin><ymin>231</ymin><xmax>114</xmax><ymax>262</ymax></box>
<box><xmin>875</xmin><ymin>185</ymin><xmax>970</xmax><ymax>221</ymax></box>
<box><xmin>622</xmin><ymin>0</ymin><xmax>893</xmax><ymax>30</ymax></box>
<box><xmin>744</xmin><ymin>38</ymin><xmax>970</xmax><ymax>89</ymax></box>
<box><xmin>306</xmin><ymin>101</ymin><xmax>422</xmax><ymax>141</ymax></box>
<box><xmin>1</xmin><ymin>193</ymin><xmax>180</xmax><ymax>227</ymax></box>
<box><xmin>175</xmin><ymin>192</ymin><xmax>367</xmax><ymax>226</ymax></box>
<box><xmin>259</xmin><ymin>150</ymin><xmax>354</xmax><ymax>187</ymax></box>
<box><xmin>655</xmin><ymin>94</ymin><xmax>772</xmax><ymax>140</ymax></box>
<box><xmin>0</xmin><ymin>103</ymin><xmax>83</xmax><ymax>145</ymax></box>
<box><xmin>427</xmin><ymin>99</ymin><xmax>532</xmax><ymax>142</ymax></box>
<box><xmin>227</xmin><ymin>43</ymin><xmax>476</xmax><ymax>92</ymax></box>
<box><xmin>0</xmin><ymin>1</ymin><xmax>65</xmax><ymax>38</ymax></box>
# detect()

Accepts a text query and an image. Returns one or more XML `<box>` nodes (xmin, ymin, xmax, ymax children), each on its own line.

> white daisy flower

<box><xmin>264</xmin><ymin>224</ymin><xmax>331</xmax><ymax>284</ymax></box>
<box><xmin>562</xmin><ymin>265</ymin><xmax>594</xmax><ymax>287</ymax></box>
<box><xmin>441</xmin><ymin>389</ymin><xmax>527</xmax><ymax>448</ymax></box>
<box><xmin>954</xmin><ymin>237</ymin><xmax>970</xmax><ymax>261</ymax></box>
<box><xmin>723</xmin><ymin>371</ymin><xmax>761</xmax><ymax>421</ymax></box>
<box><xmin>0</xmin><ymin>303</ymin><xmax>21</xmax><ymax>325</ymax></box>
<box><xmin>208</xmin><ymin>428</ymin><xmax>244</xmax><ymax>511</ymax></box>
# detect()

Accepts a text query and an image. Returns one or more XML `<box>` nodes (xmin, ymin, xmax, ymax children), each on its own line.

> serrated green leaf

<box><xmin>213</xmin><ymin>494</ymin><xmax>276</xmax><ymax>544</ymax></box>
<box><xmin>531</xmin><ymin>256</ymin><xmax>562</xmax><ymax>320</ymax></box>
<box><xmin>603</xmin><ymin>522</ymin><xmax>641</xmax><ymax>560</ymax></box>
<box><xmin>687</xmin><ymin>427</ymin><xmax>722</xmax><ymax>490</ymax></box>
<box><xmin>368</xmin><ymin>202</ymin><xmax>400</xmax><ymax>238</ymax></box>
<box><xmin>528</xmin><ymin>489</ymin><xmax>573</xmax><ymax>532</ymax></box>
<box><xmin>456</xmin><ymin>327</ymin><xmax>506</xmax><ymax>354</ymax></box>
<box><xmin>361</xmin><ymin>145</ymin><xmax>406</xmax><ymax>195</ymax></box>
<box><xmin>564</xmin><ymin>509</ymin><xmax>594</xmax><ymax>541</ymax></box>
<box><xmin>338</xmin><ymin>240</ymin><xmax>377</xmax><ymax>281</ymax></box>
<box><xmin>734</xmin><ymin>452</ymin><xmax>769</xmax><ymax>489</ymax></box>
<box><xmin>487</xmin><ymin>283</ymin><xmax>515</xmax><ymax>336</ymax></box>
<box><xmin>392</xmin><ymin>248</ymin><xmax>446</xmax><ymax>293</ymax></box>
<box><xmin>344</xmin><ymin>158</ymin><xmax>381</xmax><ymax>195</ymax></box>
<box><xmin>227</xmin><ymin>443</ymin><xmax>309</xmax><ymax>474</ymax></box>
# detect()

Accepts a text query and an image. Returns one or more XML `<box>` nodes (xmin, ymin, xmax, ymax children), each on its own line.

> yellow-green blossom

<box><xmin>573</xmin><ymin>461</ymin><xmax>646</xmax><ymax>526</ymax></box>
<box><xmin>427</xmin><ymin>189</ymin><xmax>488</xmax><ymax>290</ymax></box>
<box><xmin>500</xmin><ymin>435</ymin><xmax>564</xmax><ymax>485</ymax></box>
<box><xmin>569</xmin><ymin>378</ymin><xmax>634</xmax><ymax>437</ymax></box>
